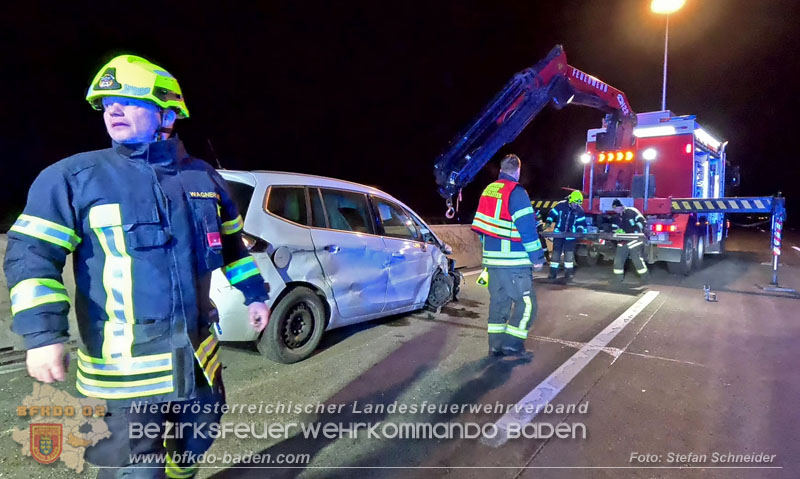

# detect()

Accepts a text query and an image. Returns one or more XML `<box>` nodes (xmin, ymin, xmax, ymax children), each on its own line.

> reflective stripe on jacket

<box><xmin>4</xmin><ymin>138</ymin><xmax>268</xmax><ymax>404</ymax></box>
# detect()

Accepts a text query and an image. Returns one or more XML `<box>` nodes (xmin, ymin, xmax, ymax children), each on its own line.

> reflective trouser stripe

<box><xmin>91</xmin><ymin>204</ymin><xmax>135</xmax><ymax>360</ymax></box>
<box><xmin>613</xmin><ymin>269</ymin><xmax>624</xmax><ymax>274</ymax></box>
<box><xmin>194</xmin><ymin>334</ymin><xmax>221</xmax><ymax>386</ymax></box>
<box><xmin>636</xmin><ymin>266</ymin><xmax>649</xmax><ymax>274</ymax></box>
<box><xmin>564</xmin><ymin>262</ymin><xmax>574</xmax><ymax>269</ymax></box>
<box><xmin>221</xmin><ymin>214</ymin><xmax>243</xmax><ymax>235</ymax></box>
<box><xmin>487</xmin><ymin>324</ymin><xmax>507</xmax><ymax>334</ymax></box>
<box><xmin>166</xmin><ymin>452</ymin><xmax>198</xmax><ymax>478</ymax></box>
<box><xmin>549</xmin><ymin>262</ymin><xmax>560</xmax><ymax>268</ymax></box>
<box><xmin>222</xmin><ymin>256</ymin><xmax>261</xmax><ymax>285</ymax></box>
<box><xmin>505</xmin><ymin>324</ymin><xmax>528</xmax><ymax>339</ymax></box>
<box><xmin>627</xmin><ymin>241</ymin><xmax>642</xmax><ymax>249</ymax></box>
<box><xmin>10</xmin><ymin>214</ymin><xmax>81</xmax><ymax>251</ymax></box>
<box><xmin>9</xmin><ymin>278</ymin><xmax>70</xmax><ymax>315</ymax></box>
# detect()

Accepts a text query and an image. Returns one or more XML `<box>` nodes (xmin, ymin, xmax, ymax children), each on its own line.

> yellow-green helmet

<box><xmin>86</xmin><ymin>55</ymin><xmax>189</xmax><ymax>118</ymax></box>
<box><xmin>568</xmin><ymin>190</ymin><xmax>584</xmax><ymax>204</ymax></box>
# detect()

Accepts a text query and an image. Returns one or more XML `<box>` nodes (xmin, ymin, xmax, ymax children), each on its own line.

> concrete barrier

<box><xmin>430</xmin><ymin>224</ymin><xmax>483</xmax><ymax>269</ymax></box>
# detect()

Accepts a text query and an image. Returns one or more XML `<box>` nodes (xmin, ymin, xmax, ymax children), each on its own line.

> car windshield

<box><xmin>223</xmin><ymin>180</ymin><xmax>255</xmax><ymax>220</ymax></box>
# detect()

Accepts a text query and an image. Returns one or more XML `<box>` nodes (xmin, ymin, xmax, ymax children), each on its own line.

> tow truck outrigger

<box><xmin>434</xmin><ymin>45</ymin><xmax>792</xmax><ymax>290</ymax></box>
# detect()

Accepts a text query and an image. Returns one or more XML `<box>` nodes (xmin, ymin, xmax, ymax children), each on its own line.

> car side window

<box><xmin>372</xmin><ymin>197</ymin><xmax>420</xmax><ymax>241</ymax></box>
<box><xmin>266</xmin><ymin>186</ymin><xmax>309</xmax><ymax>226</ymax></box>
<box><xmin>309</xmin><ymin>188</ymin><xmax>328</xmax><ymax>228</ymax></box>
<box><xmin>319</xmin><ymin>189</ymin><xmax>375</xmax><ymax>234</ymax></box>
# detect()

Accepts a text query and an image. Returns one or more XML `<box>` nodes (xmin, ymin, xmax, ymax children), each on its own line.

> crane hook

<box><xmin>445</xmin><ymin>198</ymin><xmax>455</xmax><ymax>219</ymax></box>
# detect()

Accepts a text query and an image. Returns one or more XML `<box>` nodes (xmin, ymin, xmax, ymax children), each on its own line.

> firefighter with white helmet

<box><xmin>5</xmin><ymin>54</ymin><xmax>270</xmax><ymax>477</ymax></box>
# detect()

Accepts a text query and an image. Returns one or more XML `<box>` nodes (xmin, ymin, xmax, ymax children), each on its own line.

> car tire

<box><xmin>425</xmin><ymin>270</ymin><xmax>454</xmax><ymax>311</ymax></box>
<box><xmin>667</xmin><ymin>233</ymin><xmax>694</xmax><ymax>276</ymax></box>
<box><xmin>258</xmin><ymin>286</ymin><xmax>326</xmax><ymax>364</ymax></box>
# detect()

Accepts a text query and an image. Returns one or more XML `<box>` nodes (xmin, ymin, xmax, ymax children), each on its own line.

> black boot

<box><xmin>501</xmin><ymin>347</ymin><xmax>535</xmax><ymax>361</ymax></box>
<box><xmin>565</xmin><ymin>269</ymin><xmax>574</xmax><ymax>282</ymax></box>
<box><xmin>548</xmin><ymin>267</ymin><xmax>558</xmax><ymax>280</ymax></box>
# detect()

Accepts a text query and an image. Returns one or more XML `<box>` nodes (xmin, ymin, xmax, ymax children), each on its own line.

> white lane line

<box><xmin>483</xmin><ymin>290</ymin><xmax>660</xmax><ymax>448</ymax></box>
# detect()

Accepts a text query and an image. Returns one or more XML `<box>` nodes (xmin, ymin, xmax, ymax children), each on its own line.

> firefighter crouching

<box><xmin>4</xmin><ymin>55</ymin><xmax>270</xmax><ymax>478</ymax></box>
<box><xmin>471</xmin><ymin>154</ymin><xmax>545</xmax><ymax>360</ymax></box>
<box><xmin>610</xmin><ymin>199</ymin><xmax>650</xmax><ymax>284</ymax></box>
<box><xmin>545</xmin><ymin>190</ymin><xmax>587</xmax><ymax>282</ymax></box>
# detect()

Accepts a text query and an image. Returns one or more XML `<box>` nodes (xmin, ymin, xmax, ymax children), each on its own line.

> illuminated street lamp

<box><xmin>642</xmin><ymin>148</ymin><xmax>657</xmax><ymax>210</ymax></box>
<box><xmin>651</xmin><ymin>0</ymin><xmax>686</xmax><ymax>111</ymax></box>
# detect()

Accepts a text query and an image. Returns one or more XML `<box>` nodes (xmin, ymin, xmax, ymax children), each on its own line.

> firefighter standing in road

<box><xmin>4</xmin><ymin>55</ymin><xmax>270</xmax><ymax>478</ymax></box>
<box><xmin>471</xmin><ymin>154</ymin><xmax>545</xmax><ymax>360</ymax></box>
<box><xmin>545</xmin><ymin>190</ymin><xmax>587</xmax><ymax>282</ymax></box>
<box><xmin>610</xmin><ymin>199</ymin><xmax>650</xmax><ymax>284</ymax></box>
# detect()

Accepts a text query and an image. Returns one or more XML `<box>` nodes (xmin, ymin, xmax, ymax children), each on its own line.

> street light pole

<box><xmin>661</xmin><ymin>15</ymin><xmax>669</xmax><ymax>111</ymax></box>
<box><xmin>651</xmin><ymin>0</ymin><xmax>685</xmax><ymax>111</ymax></box>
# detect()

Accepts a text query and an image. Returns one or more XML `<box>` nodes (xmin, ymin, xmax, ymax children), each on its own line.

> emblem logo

<box><xmin>30</xmin><ymin>423</ymin><xmax>62</xmax><ymax>464</ymax></box>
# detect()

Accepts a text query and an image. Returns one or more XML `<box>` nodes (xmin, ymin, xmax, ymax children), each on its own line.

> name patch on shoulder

<box><xmin>190</xmin><ymin>191</ymin><xmax>220</xmax><ymax>200</ymax></box>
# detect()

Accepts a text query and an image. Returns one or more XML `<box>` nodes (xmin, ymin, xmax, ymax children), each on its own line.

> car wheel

<box><xmin>425</xmin><ymin>270</ymin><xmax>453</xmax><ymax>311</ymax></box>
<box><xmin>667</xmin><ymin>233</ymin><xmax>694</xmax><ymax>276</ymax></box>
<box><xmin>258</xmin><ymin>286</ymin><xmax>326</xmax><ymax>364</ymax></box>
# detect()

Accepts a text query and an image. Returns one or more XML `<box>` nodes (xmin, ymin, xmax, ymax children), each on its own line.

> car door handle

<box><xmin>391</xmin><ymin>252</ymin><xmax>405</xmax><ymax>259</ymax></box>
<box><xmin>324</xmin><ymin>245</ymin><xmax>340</xmax><ymax>254</ymax></box>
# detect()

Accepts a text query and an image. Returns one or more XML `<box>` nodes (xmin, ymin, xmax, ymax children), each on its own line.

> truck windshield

<box><xmin>223</xmin><ymin>180</ymin><xmax>255</xmax><ymax>220</ymax></box>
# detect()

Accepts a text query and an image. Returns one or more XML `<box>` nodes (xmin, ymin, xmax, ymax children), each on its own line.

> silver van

<box><xmin>210</xmin><ymin>171</ymin><xmax>460</xmax><ymax>363</ymax></box>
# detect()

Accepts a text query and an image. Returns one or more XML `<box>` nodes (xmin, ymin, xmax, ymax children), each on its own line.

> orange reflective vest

<box><xmin>471</xmin><ymin>179</ymin><xmax>521</xmax><ymax>241</ymax></box>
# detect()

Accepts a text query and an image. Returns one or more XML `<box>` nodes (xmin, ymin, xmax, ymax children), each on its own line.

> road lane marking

<box><xmin>483</xmin><ymin>290</ymin><xmax>660</xmax><ymax>447</ymax></box>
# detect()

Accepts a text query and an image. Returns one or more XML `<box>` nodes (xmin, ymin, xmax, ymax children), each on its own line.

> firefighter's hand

<box><xmin>248</xmin><ymin>302</ymin><xmax>270</xmax><ymax>332</ymax></box>
<box><xmin>27</xmin><ymin>343</ymin><xmax>67</xmax><ymax>383</ymax></box>
<box><xmin>533</xmin><ymin>263</ymin><xmax>544</xmax><ymax>272</ymax></box>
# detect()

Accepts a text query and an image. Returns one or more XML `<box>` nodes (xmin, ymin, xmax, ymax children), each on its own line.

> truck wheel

<box><xmin>576</xmin><ymin>246</ymin><xmax>599</xmax><ymax>267</ymax></box>
<box><xmin>258</xmin><ymin>286</ymin><xmax>326</xmax><ymax>364</ymax></box>
<box><xmin>693</xmin><ymin>234</ymin><xmax>705</xmax><ymax>269</ymax></box>
<box><xmin>667</xmin><ymin>234</ymin><xmax>694</xmax><ymax>275</ymax></box>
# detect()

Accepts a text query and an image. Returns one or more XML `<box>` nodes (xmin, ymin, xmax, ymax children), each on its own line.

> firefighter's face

<box><xmin>614</xmin><ymin>206</ymin><xmax>624</xmax><ymax>214</ymax></box>
<box><xmin>101</xmin><ymin>97</ymin><xmax>172</xmax><ymax>143</ymax></box>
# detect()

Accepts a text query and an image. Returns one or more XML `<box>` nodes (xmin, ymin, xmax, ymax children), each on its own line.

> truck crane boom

<box><xmin>433</xmin><ymin>45</ymin><xmax>637</xmax><ymax>217</ymax></box>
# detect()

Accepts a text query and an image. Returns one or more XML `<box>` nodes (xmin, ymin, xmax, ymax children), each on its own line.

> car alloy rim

<box><xmin>282</xmin><ymin>302</ymin><xmax>314</xmax><ymax>349</ymax></box>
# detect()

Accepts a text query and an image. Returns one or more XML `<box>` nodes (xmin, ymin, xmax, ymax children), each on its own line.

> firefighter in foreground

<box><xmin>610</xmin><ymin>199</ymin><xmax>650</xmax><ymax>284</ymax></box>
<box><xmin>4</xmin><ymin>55</ymin><xmax>270</xmax><ymax>478</ymax></box>
<box><xmin>471</xmin><ymin>154</ymin><xmax>545</xmax><ymax>360</ymax></box>
<box><xmin>545</xmin><ymin>190</ymin><xmax>587</xmax><ymax>282</ymax></box>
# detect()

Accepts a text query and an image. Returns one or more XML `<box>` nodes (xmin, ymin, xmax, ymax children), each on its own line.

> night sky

<box><xmin>2</xmin><ymin>0</ymin><xmax>799</xmax><ymax>228</ymax></box>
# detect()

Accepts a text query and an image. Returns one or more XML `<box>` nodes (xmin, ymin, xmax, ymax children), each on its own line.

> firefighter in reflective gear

<box><xmin>610</xmin><ymin>199</ymin><xmax>650</xmax><ymax>284</ymax></box>
<box><xmin>545</xmin><ymin>190</ymin><xmax>587</xmax><ymax>282</ymax></box>
<box><xmin>4</xmin><ymin>54</ymin><xmax>270</xmax><ymax>478</ymax></box>
<box><xmin>471</xmin><ymin>154</ymin><xmax>545</xmax><ymax>360</ymax></box>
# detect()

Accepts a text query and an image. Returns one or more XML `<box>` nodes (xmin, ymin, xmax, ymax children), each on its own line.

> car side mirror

<box><xmin>443</xmin><ymin>243</ymin><xmax>453</xmax><ymax>255</ymax></box>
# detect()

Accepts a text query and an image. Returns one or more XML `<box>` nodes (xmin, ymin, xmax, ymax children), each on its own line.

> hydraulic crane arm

<box><xmin>433</xmin><ymin>45</ymin><xmax>637</xmax><ymax>216</ymax></box>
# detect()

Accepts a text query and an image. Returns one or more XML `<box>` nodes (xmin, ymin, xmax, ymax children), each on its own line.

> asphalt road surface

<box><xmin>1</xmin><ymin>227</ymin><xmax>798</xmax><ymax>478</ymax></box>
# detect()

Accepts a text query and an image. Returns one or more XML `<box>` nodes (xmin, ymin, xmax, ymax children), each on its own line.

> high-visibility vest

<box><xmin>471</xmin><ymin>179</ymin><xmax>521</xmax><ymax>241</ymax></box>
